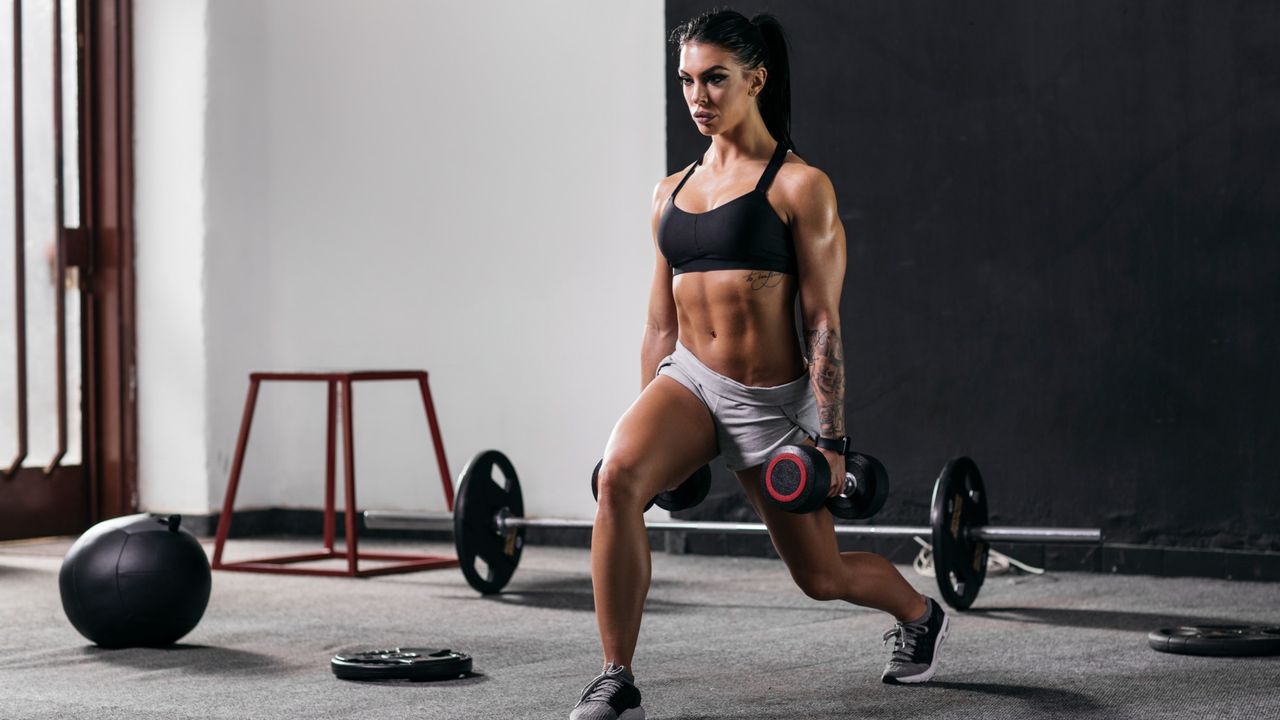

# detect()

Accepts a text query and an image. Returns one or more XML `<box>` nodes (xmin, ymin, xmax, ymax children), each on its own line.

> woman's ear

<box><xmin>750</xmin><ymin>66</ymin><xmax>768</xmax><ymax>97</ymax></box>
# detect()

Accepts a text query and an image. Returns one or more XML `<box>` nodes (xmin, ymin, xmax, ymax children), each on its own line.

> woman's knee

<box><xmin>596</xmin><ymin>456</ymin><xmax>654</xmax><ymax>511</ymax></box>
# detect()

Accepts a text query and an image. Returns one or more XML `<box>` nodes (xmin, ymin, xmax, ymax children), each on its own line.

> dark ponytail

<box><xmin>669</xmin><ymin>9</ymin><xmax>795</xmax><ymax>151</ymax></box>
<box><xmin>751</xmin><ymin>15</ymin><xmax>793</xmax><ymax>151</ymax></box>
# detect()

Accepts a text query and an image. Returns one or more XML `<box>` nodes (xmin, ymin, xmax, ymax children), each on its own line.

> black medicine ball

<box><xmin>59</xmin><ymin>514</ymin><xmax>212</xmax><ymax>648</ymax></box>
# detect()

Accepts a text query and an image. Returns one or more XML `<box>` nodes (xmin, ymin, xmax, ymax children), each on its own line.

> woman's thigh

<box><xmin>601</xmin><ymin>375</ymin><xmax>720</xmax><ymax>501</ymax></box>
<box><xmin>734</xmin><ymin>457</ymin><xmax>843</xmax><ymax>575</ymax></box>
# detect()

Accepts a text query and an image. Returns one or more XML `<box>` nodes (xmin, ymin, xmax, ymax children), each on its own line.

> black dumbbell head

<box><xmin>654</xmin><ymin>465</ymin><xmax>712</xmax><ymax>512</ymax></box>
<box><xmin>826</xmin><ymin>452</ymin><xmax>890</xmax><ymax>520</ymax></box>
<box><xmin>762</xmin><ymin>445</ymin><xmax>829</xmax><ymax>514</ymax></box>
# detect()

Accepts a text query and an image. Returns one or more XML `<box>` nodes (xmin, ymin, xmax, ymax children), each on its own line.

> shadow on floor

<box><xmin>443</xmin><ymin>575</ymin><xmax>597</xmax><ymax>612</ymax></box>
<box><xmin>445</xmin><ymin>575</ymin><xmax>694</xmax><ymax>614</ymax></box>
<box><xmin>970</xmin><ymin>606</ymin><xmax>1274</xmax><ymax>632</ymax></box>
<box><xmin>451</xmin><ymin>575</ymin><xmax>849</xmax><ymax>617</ymax></box>
<box><xmin>672</xmin><ymin>680</ymin><xmax>1103</xmax><ymax>719</ymax></box>
<box><xmin>74</xmin><ymin>644</ymin><xmax>295</xmax><ymax>676</ymax></box>
<box><xmin>0</xmin><ymin>563</ymin><xmax>43</xmax><ymax>578</ymax></box>
<box><xmin>925</xmin><ymin>680</ymin><xmax>1104</xmax><ymax>714</ymax></box>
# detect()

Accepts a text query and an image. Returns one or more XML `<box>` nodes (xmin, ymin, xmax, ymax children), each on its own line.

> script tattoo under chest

<box><xmin>745</xmin><ymin>271</ymin><xmax>784</xmax><ymax>290</ymax></box>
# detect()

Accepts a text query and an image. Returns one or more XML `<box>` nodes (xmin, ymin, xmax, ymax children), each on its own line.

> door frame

<box><xmin>82</xmin><ymin>0</ymin><xmax>135</xmax><ymax>523</ymax></box>
<box><xmin>1</xmin><ymin>0</ymin><xmax>136</xmax><ymax>540</ymax></box>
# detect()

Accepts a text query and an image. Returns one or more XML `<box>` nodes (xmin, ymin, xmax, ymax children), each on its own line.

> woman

<box><xmin>571</xmin><ymin>10</ymin><xmax>948</xmax><ymax>719</ymax></box>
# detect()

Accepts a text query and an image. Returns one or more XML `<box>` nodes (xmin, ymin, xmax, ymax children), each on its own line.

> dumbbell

<box><xmin>760</xmin><ymin>445</ymin><xmax>888</xmax><ymax>520</ymax></box>
<box><xmin>591</xmin><ymin>460</ymin><xmax>713</xmax><ymax>512</ymax></box>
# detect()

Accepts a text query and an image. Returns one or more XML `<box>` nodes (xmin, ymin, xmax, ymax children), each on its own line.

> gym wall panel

<box><xmin>665</xmin><ymin>1</ymin><xmax>1280</xmax><ymax>553</ymax></box>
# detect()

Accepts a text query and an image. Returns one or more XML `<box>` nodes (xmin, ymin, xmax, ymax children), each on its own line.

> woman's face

<box><xmin>678</xmin><ymin>42</ymin><xmax>766</xmax><ymax>137</ymax></box>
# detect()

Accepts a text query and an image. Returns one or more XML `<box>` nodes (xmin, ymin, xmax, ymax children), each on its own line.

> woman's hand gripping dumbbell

<box><xmin>759</xmin><ymin>437</ymin><xmax>889</xmax><ymax>520</ymax></box>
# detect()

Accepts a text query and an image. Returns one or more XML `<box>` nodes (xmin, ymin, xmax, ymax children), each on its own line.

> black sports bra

<box><xmin>657</xmin><ymin>142</ymin><xmax>796</xmax><ymax>276</ymax></box>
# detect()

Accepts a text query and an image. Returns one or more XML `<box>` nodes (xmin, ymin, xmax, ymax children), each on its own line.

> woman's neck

<box><xmin>702</xmin><ymin>119</ymin><xmax>777</xmax><ymax>169</ymax></box>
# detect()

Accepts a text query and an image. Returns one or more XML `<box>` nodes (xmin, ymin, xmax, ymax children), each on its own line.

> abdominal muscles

<box><xmin>672</xmin><ymin>270</ymin><xmax>808</xmax><ymax>387</ymax></box>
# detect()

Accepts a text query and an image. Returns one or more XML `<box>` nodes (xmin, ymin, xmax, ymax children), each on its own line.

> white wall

<box><xmin>203</xmin><ymin>0</ymin><xmax>273</xmax><ymax>512</ymax></box>
<box><xmin>135</xmin><ymin>1</ymin><xmax>667</xmax><ymax>521</ymax></box>
<box><xmin>134</xmin><ymin>0</ymin><xmax>209</xmax><ymax>512</ymax></box>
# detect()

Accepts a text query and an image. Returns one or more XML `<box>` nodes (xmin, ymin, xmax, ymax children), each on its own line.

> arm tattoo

<box><xmin>745</xmin><ymin>271</ymin><xmax>784</xmax><ymax>290</ymax></box>
<box><xmin>805</xmin><ymin>325</ymin><xmax>846</xmax><ymax>438</ymax></box>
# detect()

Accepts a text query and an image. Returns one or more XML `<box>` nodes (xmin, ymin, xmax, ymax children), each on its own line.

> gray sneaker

<box><xmin>569</xmin><ymin>663</ymin><xmax>645</xmax><ymax>720</ymax></box>
<box><xmin>881</xmin><ymin>597</ymin><xmax>949</xmax><ymax>684</ymax></box>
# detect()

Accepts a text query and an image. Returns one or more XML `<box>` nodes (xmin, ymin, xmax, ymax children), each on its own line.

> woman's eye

<box><xmin>708</xmin><ymin>75</ymin><xmax>726</xmax><ymax>84</ymax></box>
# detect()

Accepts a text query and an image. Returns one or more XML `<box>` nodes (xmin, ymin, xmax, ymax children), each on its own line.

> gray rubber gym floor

<box><xmin>1</xmin><ymin>537</ymin><xmax>1277</xmax><ymax>720</ymax></box>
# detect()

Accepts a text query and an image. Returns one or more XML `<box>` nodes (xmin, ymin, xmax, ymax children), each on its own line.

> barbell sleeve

<box><xmin>364</xmin><ymin>511</ymin><xmax>454</xmax><ymax>532</ymax></box>
<box><xmin>970</xmin><ymin>526</ymin><xmax>1102</xmax><ymax>543</ymax></box>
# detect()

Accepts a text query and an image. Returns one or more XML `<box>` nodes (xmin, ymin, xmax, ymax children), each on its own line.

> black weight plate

<box><xmin>763</xmin><ymin>445</ymin><xmax>828</xmax><ymax>513</ymax></box>
<box><xmin>828</xmin><ymin>453</ymin><xmax>889</xmax><ymax>520</ymax></box>
<box><xmin>655</xmin><ymin>465</ymin><xmax>712</xmax><ymax>512</ymax></box>
<box><xmin>454</xmin><ymin>450</ymin><xmax>524</xmax><ymax>594</ymax></box>
<box><xmin>331</xmin><ymin>647</ymin><xmax>472</xmax><ymax>681</ymax></box>
<box><xmin>1148</xmin><ymin>626</ymin><xmax>1280</xmax><ymax>657</ymax></box>
<box><xmin>931</xmin><ymin>457</ymin><xmax>989</xmax><ymax>611</ymax></box>
<box><xmin>855</xmin><ymin>453</ymin><xmax>890</xmax><ymax>518</ymax></box>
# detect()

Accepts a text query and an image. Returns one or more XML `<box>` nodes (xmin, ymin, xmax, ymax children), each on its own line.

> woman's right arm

<box><xmin>640</xmin><ymin>178</ymin><xmax>678</xmax><ymax>389</ymax></box>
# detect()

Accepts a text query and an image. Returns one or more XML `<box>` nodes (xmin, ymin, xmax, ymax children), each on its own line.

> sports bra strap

<box><xmin>670</xmin><ymin>142</ymin><xmax>787</xmax><ymax>201</ymax></box>
<box><xmin>669</xmin><ymin>161</ymin><xmax>699</xmax><ymax>201</ymax></box>
<box><xmin>755</xmin><ymin>142</ymin><xmax>789</xmax><ymax>192</ymax></box>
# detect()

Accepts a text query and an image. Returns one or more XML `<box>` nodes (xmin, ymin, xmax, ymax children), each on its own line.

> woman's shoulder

<box><xmin>778</xmin><ymin>150</ymin><xmax>830</xmax><ymax>185</ymax></box>
<box><xmin>775</xmin><ymin>151</ymin><xmax>836</xmax><ymax>201</ymax></box>
<box><xmin>650</xmin><ymin>163</ymin><xmax>697</xmax><ymax>207</ymax></box>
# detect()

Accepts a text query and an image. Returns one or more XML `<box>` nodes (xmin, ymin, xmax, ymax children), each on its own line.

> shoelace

<box><xmin>578</xmin><ymin>664</ymin><xmax>630</xmax><ymax>704</ymax></box>
<box><xmin>883</xmin><ymin>622</ymin><xmax>928</xmax><ymax>663</ymax></box>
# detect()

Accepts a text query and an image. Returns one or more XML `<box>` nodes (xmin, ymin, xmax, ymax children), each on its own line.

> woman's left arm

<box><xmin>787</xmin><ymin>166</ymin><xmax>849</xmax><ymax>493</ymax></box>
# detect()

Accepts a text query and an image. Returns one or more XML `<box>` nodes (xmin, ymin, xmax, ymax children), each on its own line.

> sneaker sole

<box><xmin>569</xmin><ymin>707</ymin><xmax>644</xmax><ymax>720</ymax></box>
<box><xmin>883</xmin><ymin>613</ymin><xmax>950</xmax><ymax>685</ymax></box>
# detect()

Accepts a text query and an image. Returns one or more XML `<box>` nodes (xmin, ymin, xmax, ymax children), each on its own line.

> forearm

<box><xmin>804</xmin><ymin>319</ymin><xmax>846</xmax><ymax>438</ymax></box>
<box><xmin>640</xmin><ymin>325</ymin><xmax>677</xmax><ymax>391</ymax></box>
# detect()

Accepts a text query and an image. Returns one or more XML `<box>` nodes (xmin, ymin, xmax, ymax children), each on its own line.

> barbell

<box><xmin>364</xmin><ymin>450</ymin><xmax>1103</xmax><ymax>610</ymax></box>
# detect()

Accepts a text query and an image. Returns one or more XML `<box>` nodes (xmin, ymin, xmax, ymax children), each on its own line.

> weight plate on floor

<box><xmin>331</xmin><ymin>647</ymin><xmax>472</xmax><ymax>681</ymax></box>
<box><xmin>930</xmin><ymin>456</ymin><xmax>989</xmax><ymax>611</ymax></box>
<box><xmin>455</xmin><ymin>449</ymin><xmax>524</xmax><ymax>594</ymax></box>
<box><xmin>1148</xmin><ymin>626</ymin><xmax>1280</xmax><ymax>657</ymax></box>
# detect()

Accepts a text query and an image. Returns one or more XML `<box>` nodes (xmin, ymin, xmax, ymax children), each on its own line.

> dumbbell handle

<box><xmin>837</xmin><ymin>472</ymin><xmax>856</xmax><ymax>498</ymax></box>
<box><xmin>819</xmin><ymin>453</ymin><xmax>864</xmax><ymax>499</ymax></box>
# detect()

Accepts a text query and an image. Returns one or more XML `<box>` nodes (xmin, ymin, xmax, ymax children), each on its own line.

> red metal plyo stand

<box><xmin>211</xmin><ymin>370</ymin><xmax>459</xmax><ymax>577</ymax></box>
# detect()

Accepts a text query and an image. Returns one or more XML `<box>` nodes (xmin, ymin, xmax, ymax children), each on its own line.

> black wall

<box><xmin>665</xmin><ymin>1</ymin><xmax>1280</xmax><ymax>555</ymax></box>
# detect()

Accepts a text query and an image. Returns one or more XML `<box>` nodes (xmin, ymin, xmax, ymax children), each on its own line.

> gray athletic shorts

<box><xmin>656</xmin><ymin>340</ymin><xmax>820</xmax><ymax>472</ymax></box>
